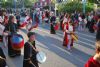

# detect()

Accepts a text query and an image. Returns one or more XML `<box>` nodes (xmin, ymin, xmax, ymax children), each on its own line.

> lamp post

<box><xmin>55</xmin><ymin>0</ymin><xmax>58</xmax><ymax>16</ymax></box>
<box><xmin>22</xmin><ymin>0</ymin><xmax>24</xmax><ymax>10</ymax></box>
<box><xmin>49</xmin><ymin>0</ymin><xmax>51</xmax><ymax>11</ymax></box>
<box><xmin>4</xmin><ymin>0</ymin><xmax>7</xmax><ymax>7</ymax></box>
<box><xmin>14</xmin><ymin>0</ymin><xmax>17</xmax><ymax>12</ymax></box>
<box><xmin>82</xmin><ymin>0</ymin><xmax>86</xmax><ymax>14</ymax></box>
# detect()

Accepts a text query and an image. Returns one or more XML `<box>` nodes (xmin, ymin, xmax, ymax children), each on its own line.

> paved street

<box><xmin>0</xmin><ymin>23</ymin><xmax>96</xmax><ymax>67</ymax></box>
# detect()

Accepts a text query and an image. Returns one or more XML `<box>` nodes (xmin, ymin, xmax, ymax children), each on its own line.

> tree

<box><xmin>88</xmin><ymin>0</ymin><xmax>99</xmax><ymax>4</ymax></box>
<box><xmin>58</xmin><ymin>0</ymin><xmax>94</xmax><ymax>13</ymax></box>
<box><xmin>0</xmin><ymin>0</ymin><xmax>39</xmax><ymax>8</ymax></box>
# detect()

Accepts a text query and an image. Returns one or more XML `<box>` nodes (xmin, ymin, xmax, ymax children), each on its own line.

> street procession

<box><xmin>0</xmin><ymin>0</ymin><xmax>100</xmax><ymax>67</ymax></box>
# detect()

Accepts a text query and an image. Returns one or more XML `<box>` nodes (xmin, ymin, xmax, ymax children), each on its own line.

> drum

<box><xmin>54</xmin><ymin>23</ymin><xmax>59</xmax><ymax>31</ymax></box>
<box><xmin>11</xmin><ymin>34</ymin><xmax>24</xmax><ymax>50</ymax></box>
<box><xmin>20</xmin><ymin>17</ymin><xmax>27</xmax><ymax>27</ymax></box>
<box><xmin>28</xmin><ymin>23</ymin><xmax>38</xmax><ymax>31</ymax></box>
<box><xmin>36</xmin><ymin>51</ymin><xmax>46</xmax><ymax>64</ymax></box>
<box><xmin>71</xmin><ymin>33</ymin><xmax>78</xmax><ymax>41</ymax></box>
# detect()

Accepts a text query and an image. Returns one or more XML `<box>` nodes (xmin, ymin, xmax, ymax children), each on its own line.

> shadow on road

<box><xmin>36</xmin><ymin>33</ymin><xmax>92</xmax><ymax>67</ymax></box>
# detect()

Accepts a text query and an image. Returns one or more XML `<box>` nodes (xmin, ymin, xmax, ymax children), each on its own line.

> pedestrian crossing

<box><xmin>35</xmin><ymin>25</ymin><xmax>95</xmax><ymax>67</ymax></box>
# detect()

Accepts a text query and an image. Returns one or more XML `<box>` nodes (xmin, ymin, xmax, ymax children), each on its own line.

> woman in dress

<box><xmin>4</xmin><ymin>15</ymin><xmax>21</xmax><ymax>57</ymax></box>
<box><xmin>63</xmin><ymin>14</ymin><xmax>74</xmax><ymax>50</ymax></box>
<box><xmin>50</xmin><ymin>12</ymin><xmax>56</xmax><ymax>34</ymax></box>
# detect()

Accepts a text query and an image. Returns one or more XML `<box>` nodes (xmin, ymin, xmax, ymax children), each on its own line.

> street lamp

<box><xmin>49</xmin><ymin>0</ymin><xmax>51</xmax><ymax>11</ymax></box>
<box><xmin>14</xmin><ymin>0</ymin><xmax>17</xmax><ymax>12</ymax></box>
<box><xmin>22</xmin><ymin>0</ymin><xmax>24</xmax><ymax>10</ymax></box>
<box><xmin>82</xmin><ymin>0</ymin><xmax>86</xmax><ymax>14</ymax></box>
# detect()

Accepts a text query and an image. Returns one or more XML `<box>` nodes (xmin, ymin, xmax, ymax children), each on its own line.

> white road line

<box><xmin>37</xmin><ymin>27</ymin><xmax>95</xmax><ymax>49</ymax></box>
<box><xmin>78</xmin><ymin>35</ymin><xmax>95</xmax><ymax>43</ymax></box>
<box><xmin>76</xmin><ymin>32</ymin><xmax>95</xmax><ymax>39</ymax></box>
<box><xmin>78</xmin><ymin>40</ymin><xmax>95</xmax><ymax>49</ymax></box>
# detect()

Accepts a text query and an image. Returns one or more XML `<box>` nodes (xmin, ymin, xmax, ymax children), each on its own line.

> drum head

<box><xmin>20</xmin><ymin>17</ymin><xmax>25</xmax><ymax>24</ymax></box>
<box><xmin>36</xmin><ymin>51</ymin><xmax>46</xmax><ymax>64</ymax></box>
<box><xmin>11</xmin><ymin>34</ymin><xmax>24</xmax><ymax>50</ymax></box>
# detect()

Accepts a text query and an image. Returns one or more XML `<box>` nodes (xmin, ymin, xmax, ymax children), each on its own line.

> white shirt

<box><xmin>64</xmin><ymin>24</ymin><xmax>73</xmax><ymax>39</ymax></box>
<box><xmin>63</xmin><ymin>17</ymin><xmax>67</xmax><ymax>24</ymax></box>
<box><xmin>68</xmin><ymin>24</ymin><xmax>73</xmax><ymax>39</ymax></box>
<box><xmin>0</xmin><ymin>16</ymin><xmax>4</xmax><ymax>23</ymax></box>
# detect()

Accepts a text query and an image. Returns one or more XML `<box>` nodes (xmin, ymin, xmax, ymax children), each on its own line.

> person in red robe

<box><xmin>2</xmin><ymin>9</ymin><xmax>8</xmax><ymax>25</ymax></box>
<box><xmin>85</xmin><ymin>41</ymin><xmax>100</xmax><ymax>67</ymax></box>
<box><xmin>63</xmin><ymin>14</ymin><xmax>74</xmax><ymax>50</ymax></box>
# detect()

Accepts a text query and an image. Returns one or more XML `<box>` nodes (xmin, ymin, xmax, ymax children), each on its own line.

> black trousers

<box><xmin>96</xmin><ymin>30</ymin><xmax>100</xmax><ymax>41</ymax></box>
<box><xmin>23</xmin><ymin>59</ymin><xmax>39</xmax><ymax>67</ymax></box>
<box><xmin>50</xmin><ymin>24</ymin><xmax>56</xmax><ymax>34</ymax></box>
<box><xmin>0</xmin><ymin>47</ymin><xmax>7</xmax><ymax>67</ymax></box>
<box><xmin>60</xmin><ymin>21</ymin><xmax>63</xmax><ymax>30</ymax></box>
<box><xmin>86</xmin><ymin>21</ymin><xmax>91</xmax><ymax>29</ymax></box>
<box><xmin>23</xmin><ymin>60</ymin><xmax>36</xmax><ymax>67</ymax></box>
<box><xmin>31</xmin><ymin>56</ymin><xmax>39</xmax><ymax>67</ymax></box>
<box><xmin>0</xmin><ymin>59</ymin><xmax>7</xmax><ymax>67</ymax></box>
<box><xmin>89</xmin><ymin>22</ymin><xmax>94</xmax><ymax>33</ymax></box>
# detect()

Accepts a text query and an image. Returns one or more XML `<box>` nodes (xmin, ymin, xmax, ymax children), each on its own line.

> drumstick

<box><xmin>29</xmin><ymin>60</ymin><xmax>37</xmax><ymax>67</ymax></box>
<box><xmin>0</xmin><ymin>56</ymin><xmax>6</xmax><ymax>60</ymax></box>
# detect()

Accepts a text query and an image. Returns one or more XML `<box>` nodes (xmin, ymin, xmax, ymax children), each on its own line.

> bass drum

<box><xmin>36</xmin><ymin>51</ymin><xmax>46</xmax><ymax>64</ymax></box>
<box><xmin>11</xmin><ymin>34</ymin><xmax>24</xmax><ymax>50</ymax></box>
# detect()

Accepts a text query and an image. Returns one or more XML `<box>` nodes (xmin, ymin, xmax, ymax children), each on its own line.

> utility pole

<box><xmin>14</xmin><ymin>0</ymin><xmax>17</xmax><ymax>12</ymax></box>
<box><xmin>22</xmin><ymin>0</ymin><xmax>24</xmax><ymax>10</ymax></box>
<box><xmin>82</xmin><ymin>0</ymin><xmax>86</xmax><ymax>14</ymax></box>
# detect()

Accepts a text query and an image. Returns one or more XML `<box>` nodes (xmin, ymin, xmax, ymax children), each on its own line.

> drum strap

<box><xmin>28</xmin><ymin>42</ymin><xmax>37</xmax><ymax>56</ymax></box>
<box><xmin>28</xmin><ymin>42</ymin><xmax>36</xmax><ymax>50</ymax></box>
<box><xmin>27</xmin><ymin>42</ymin><xmax>37</xmax><ymax>67</ymax></box>
<box><xmin>29</xmin><ymin>60</ymin><xmax>37</xmax><ymax>67</ymax></box>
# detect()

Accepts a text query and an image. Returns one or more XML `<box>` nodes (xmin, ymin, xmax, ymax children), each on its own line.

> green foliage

<box><xmin>1</xmin><ymin>0</ymin><xmax>13</xmax><ymax>8</ymax></box>
<box><xmin>58</xmin><ymin>1</ymin><xmax>94</xmax><ymax>13</ymax></box>
<box><xmin>0</xmin><ymin>0</ymin><xmax>38</xmax><ymax>8</ymax></box>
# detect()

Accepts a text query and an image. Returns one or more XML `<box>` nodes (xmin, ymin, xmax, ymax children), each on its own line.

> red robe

<box><xmin>63</xmin><ymin>23</ymin><xmax>74</xmax><ymax>47</ymax></box>
<box><xmin>4</xmin><ymin>16</ymin><xmax>8</xmax><ymax>25</ymax></box>
<box><xmin>85</xmin><ymin>57</ymin><xmax>100</xmax><ymax>67</ymax></box>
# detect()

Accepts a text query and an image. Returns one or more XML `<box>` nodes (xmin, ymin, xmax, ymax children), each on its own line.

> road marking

<box><xmin>76</xmin><ymin>32</ymin><xmax>95</xmax><ymax>39</ymax></box>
